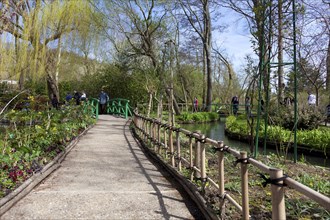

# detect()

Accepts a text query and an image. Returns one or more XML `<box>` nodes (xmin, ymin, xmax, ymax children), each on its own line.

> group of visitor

<box><xmin>50</xmin><ymin>89</ymin><xmax>110</xmax><ymax>115</ymax></box>
<box><xmin>65</xmin><ymin>91</ymin><xmax>87</xmax><ymax>105</ymax></box>
<box><xmin>50</xmin><ymin>90</ymin><xmax>87</xmax><ymax>109</ymax></box>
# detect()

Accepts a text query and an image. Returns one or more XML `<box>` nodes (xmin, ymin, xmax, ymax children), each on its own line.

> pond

<box><xmin>180</xmin><ymin>120</ymin><xmax>330</xmax><ymax>168</ymax></box>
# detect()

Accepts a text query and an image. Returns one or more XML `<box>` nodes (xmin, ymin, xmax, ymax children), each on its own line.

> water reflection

<box><xmin>180</xmin><ymin>121</ymin><xmax>329</xmax><ymax>167</ymax></box>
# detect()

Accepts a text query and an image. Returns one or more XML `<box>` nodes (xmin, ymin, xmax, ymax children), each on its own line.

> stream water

<box><xmin>180</xmin><ymin>120</ymin><xmax>329</xmax><ymax>168</ymax></box>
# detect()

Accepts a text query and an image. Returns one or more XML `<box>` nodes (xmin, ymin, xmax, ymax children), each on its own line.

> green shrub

<box><xmin>268</xmin><ymin>104</ymin><xmax>325</xmax><ymax>130</ymax></box>
<box><xmin>177</xmin><ymin>112</ymin><xmax>219</xmax><ymax>123</ymax></box>
<box><xmin>0</xmin><ymin>105</ymin><xmax>96</xmax><ymax>198</ymax></box>
<box><xmin>225</xmin><ymin>117</ymin><xmax>330</xmax><ymax>153</ymax></box>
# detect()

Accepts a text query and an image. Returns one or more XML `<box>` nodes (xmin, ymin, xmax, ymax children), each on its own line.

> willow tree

<box><xmin>0</xmin><ymin>0</ymin><xmax>94</xmax><ymax>101</ymax></box>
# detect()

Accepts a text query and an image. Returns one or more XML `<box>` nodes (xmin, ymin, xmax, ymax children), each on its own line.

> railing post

<box><xmin>143</xmin><ymin>118</ymin><xmax>148</xmax><ymax>143</ymax></box>
<box><xmin>200</xmin><ymin>133</ymin><xmax>206</xmax><ymax>192</ymax></box>
<box><xmin>153</xmin><ymin>120</ymin><xmax>157</xmax><ymax>151</ymax></box>
<box><xmin>96</xmin><ymin>100</ymin><xmax>99</xmax><ymax>119</ymax></box>
<box><xmin>157</xmin><ymin>122</ymin><xmax>161</xmax><ymax>154</ymax></box>
<box><xmin>169</xmin><ymin>126</ymin><xmax>175</xmax><ymax>167</ymax></box>
<box><xmin>216</xmin><ymin>141</ymin><xmax>225</xmax><ymax>216</ymax></box>
<box><xmin>125</xmin><ymin>102</ymin><xmax>128</xmax><ymax>119</ymax></box>
<box><xmin>163</xmin><ymin>126</ymin><xmax>167</xmax><ymax>158</ymax></box>
<box><xmin>194</xmin><ymin>130</ymin><xmax>201</xmax><ymax>180</ymax></box>
<box><xmin>270</xmin><ymin>168</ymin><xmax>286</xmax><ymax>220</ymax></box>
<box><xmin>176</xmin><ymin>129</ymin><xmax>181</xmax><ymax>171</ymax></box>
<box><xmin>149</xmin><ymin>119</ymin><xmax>153</xmax><ymax>145</ymax></box>
<box><xmin>240</xmin><ymin>151</ymin><xmax>249</xmax><ymax>220</ymax></box>
<box><xmin>189</xmin><ymin>135</ymin><xmax>194</xmax><ymax>181</ymax></box>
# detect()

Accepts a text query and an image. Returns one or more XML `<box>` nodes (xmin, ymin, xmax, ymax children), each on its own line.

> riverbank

<box><xmin>224</xmin><ymin>129</ymin><xmax>330</xmax><ymax>158</ymax></box>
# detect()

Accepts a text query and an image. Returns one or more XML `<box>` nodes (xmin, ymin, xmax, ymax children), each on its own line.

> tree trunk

<box><xmin>278</xmin><ymin>0</ymin><xmax>284</xmax><ymax>105</ymax></box>
<box><xmin>326</xmin><ymin>36</ymin><xmax>330</xmax><ymax>102</ymax></box>
<box><xmin>204</xmin><ymin>0</ymin><xmax>212</xmax><ymax>112</ymax></box>
<box><xmin>46</xmin><ymin>73</ymin><xmax>59</xmax><ymax>102</ymax></box>
<box><xmin>165</xmin><ymin>88</ymin><xmax>180</xmax><ymax>115</ymax></box>
<box><xmin>202</xmin><ymin>48</ymin><xmax>207</xmax><ymax>110</ymax></box>
<box><xmin>147</xmin><ymin>92</ymin><xmax>152</xmax><ymax>118</ymax></box>
<box><xmin>54</xmin><ymin>37</ymin><xmax>62</xmax><ymax>101</ymax></box>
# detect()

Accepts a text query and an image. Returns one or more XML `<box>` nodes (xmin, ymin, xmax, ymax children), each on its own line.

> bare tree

<box><xmin>178</xmin><ymin>0</ymin><xmax>213</xmax><ymax>111</ymax></box>
<box><xmin>297</xmin><ymin>0</ymin><xmax>329</xmax><ymax>102</ymax></box>
<box><xmin>97</xmin><ymin>0</ymin><xmax>182</xmax><ymax>116</ymax></box>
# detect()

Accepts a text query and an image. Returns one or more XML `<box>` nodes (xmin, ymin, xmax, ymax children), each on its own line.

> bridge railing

<box><xmin>132</xmin><ymin>113</ymin><xmax>330</xmax><ymax>220</ymax></box>
<box><xmin>83</xmin><ymin>98</ymin><xmax>99</xmax><ymax>119</ymax></box>
<box><xmin>107</xmin><ymin>98</ymin><xmax>133</xmax><ymax>119</ymax></box>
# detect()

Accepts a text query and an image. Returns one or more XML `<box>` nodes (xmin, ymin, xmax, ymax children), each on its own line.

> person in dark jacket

<box><xmin>73</xmin><ymin>91</ymin><xmax>81</xmax><ymax>105</ymax></box>
<box><xmin>231</xmin><ymin>95</ymin><xmax>239</xmax><ymax>116</ymax></box>
<box><xmin>99</xmin><ymin>89</ymin><xmax>109</xmax><ymax>114</ymax></box>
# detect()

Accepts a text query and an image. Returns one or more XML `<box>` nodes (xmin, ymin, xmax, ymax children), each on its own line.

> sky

<box><xmin>213</xmin><ymin>8</ymin><xmax>255</xmax><ymax>73</ymax></box>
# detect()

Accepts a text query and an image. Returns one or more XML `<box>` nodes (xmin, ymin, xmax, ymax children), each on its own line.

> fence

<box><xmin>107</xmin><ymin>98</ymin><xmax>133</xmax><ymax>119</ymax></box>
<box><xmin>83</xmin><ymin>98</ymin><xmax>99</xmax><ymax>119</ymax></box>
<box><xmin>132</xmin><ymin>113</ymin><xmax>330</xmax><ymax>219</ymax></box>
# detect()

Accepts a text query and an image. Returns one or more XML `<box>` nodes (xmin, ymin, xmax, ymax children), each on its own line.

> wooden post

<box><xmin>194</xmin><ymin>130</ymin><xmax>201</xmax><ymax>179</ymax></box>
<box><xmin>153</xmin><ymin>120</ymin><xmax>157</xmax><ymax>151</ymax></box>
<box><xmin>149</xmin><ymin>119</ymin><xmax>153</xmax><ymax>146</ymax></box>
<box><xmin>176</xmin><ymin>130</ymin><xmax>181</xmax><ymax>171</ymax></box>
<box><xmin>270</xmin><ymin>168</ymin><xmax>286</xmax><ymax>220</ymax></box>
<box><xmin>217</xmin><ymin>141</ymin><xmax>225</xmax><ymax>216</ymax></box>
<box><xmin>169</xmin><ymin>127</ymin><xmax>175</xmax><ymax>167</ymax></box>
<box><xmin>200</xmin><ymin>133</ymin><xmax>206</xmax><ymax>192</ymax></box>
<box><xmin>143</xmin><ymin>118</ymin><xmax>147</xmax><ymax>142</ymax></box>
<box><xmin>189</xmin><ymin>136</ymin><xmax>194</xmax><ymax>181</ymax></box>
<box><xmin>163</xmin><ymin>127</ymin><xmax>167</xmax><ymax>158</ymax></box>
<box><xmin>157</xmin><ymin>122</ymin><xmax>161</xmax><ymax>154</ymax></box>
<box><xmin>240</xmin><ymin>151</ymin><xmax>249</xmax><ymax>220</ymax></box>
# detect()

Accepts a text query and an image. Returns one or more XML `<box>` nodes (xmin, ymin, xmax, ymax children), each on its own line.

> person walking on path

<box><xmin>231</xmin><ymin>95</ymin><xmax>239</xmax><ymax>116</ymax></box>
<box><xmin>99</xmin><ymin>89</ymin><xmax>109</xmax><ymax>114</ymax></box>
<box><xmin>193</xmin><ymin>97</ymin><xmax>198</xmax><ymax>112</ymax></box>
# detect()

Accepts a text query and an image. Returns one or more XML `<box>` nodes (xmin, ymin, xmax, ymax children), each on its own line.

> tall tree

<box><xmin>221</xmin><ymin>0</ymin><xmax>271</xmax><ymax>99</ymax></box>
<box><xmin>0</xmin><ymin>0</ymin><xmax>94</xmax><ymax>100</ymax></box>
<box><xmin>299</xmin><ymin>0</ymin><xmax>330</xmax><ymax>101</ymax></box>
<box><xmin>178</xmin><ymin>0</ymin><xmax>213</xmax><ymax>111</ymax></box>
<box><xmin>297</xmin><ymin>0</ymin><xmax>329</xmax><ymax>102</ymax></box>
<box><xmin>98</xmin><ymin>0</ymin><xmax>182</xmax><ymax>115</ymax></box>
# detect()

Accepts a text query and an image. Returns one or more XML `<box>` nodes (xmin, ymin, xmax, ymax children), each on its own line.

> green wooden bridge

<box><xmin>83</xmin><ymin>98</ymin><xmax>133</xmax><ymax>119</ymax></box>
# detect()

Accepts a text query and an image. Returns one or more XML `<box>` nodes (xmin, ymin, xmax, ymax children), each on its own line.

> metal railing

<box><xmin>107</xmin><ymin>98</ymin><xmax>133</xmax><ymax>119</ymax></box>
<box><xmin>83</xmin><ymin>98</ymin><xmax>99</xmax><ymax>119</ymax></box>
<box><xmin>132</xmin><ymin>113</ymin><xmax>330</xmax><ymax>219</ymax></box>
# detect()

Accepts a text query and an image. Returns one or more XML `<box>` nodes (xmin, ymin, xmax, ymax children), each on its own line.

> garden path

<box><xmin>1</xmin><ymin>115</ymin><xmax>202</xmax><ymax>219</ymax></box>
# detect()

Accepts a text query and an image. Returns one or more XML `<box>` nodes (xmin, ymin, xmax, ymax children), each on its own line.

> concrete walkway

<box><xmin>1</xmin><ymin>115</ymin><xmax>202</xmax><ymax>219</ymax></box>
